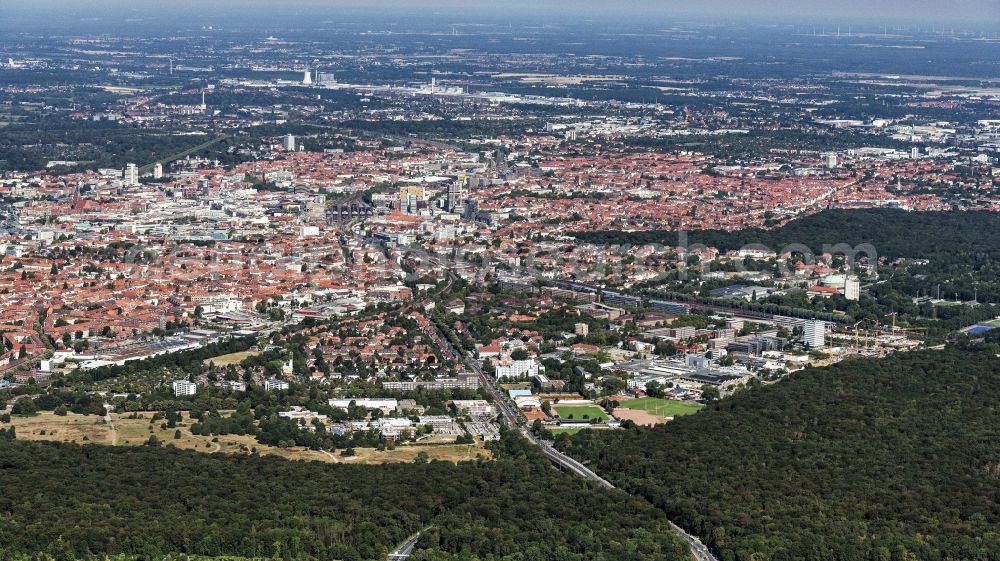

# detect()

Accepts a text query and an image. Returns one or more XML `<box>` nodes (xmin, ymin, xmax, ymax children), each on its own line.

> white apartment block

<box><xmin>495</xmin><ymin>359</ymin><xmax>540</xmax><ymax>379</ymax></box>
<box><xmin>172</xmin><ymin>380</ymin><xmax>197</xmax><ymax>396</ymax></box>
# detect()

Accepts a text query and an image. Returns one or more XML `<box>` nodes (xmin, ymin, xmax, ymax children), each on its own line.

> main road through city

<box><xmin>434</xmin><ymin>321</ymin><xmax>719</xmax><ymax>561</ymax></box>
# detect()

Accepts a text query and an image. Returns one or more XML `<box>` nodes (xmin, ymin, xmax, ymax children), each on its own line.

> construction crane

<box><xmin>886</xmin><ymin>311</ymin><xmax>898</xmax><ymax>333</ymax></box>
<box><xmin>899</xmin><ymin>326</ymin><xmax>929</xmax><ymax>340</ymax></box>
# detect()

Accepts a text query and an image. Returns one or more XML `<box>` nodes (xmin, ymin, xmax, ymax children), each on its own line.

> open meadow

<box><xmin>616</xmin><ymin>397</ymin><xmax>702</xmax><ymax>419</ymax></box>
<box><xmin>203</xmin><ymin>350</ymin><xmax>261</xmax><ymax>366</ymax></box>
<box><xmin>8</xmin><ymin>411</ymin><xmax>490</xmax><ymax>464</ymax></box>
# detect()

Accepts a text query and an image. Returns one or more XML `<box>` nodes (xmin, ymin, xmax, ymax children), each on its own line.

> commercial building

<box><xmin>645</xmin><ymin>325</ymin><xmax>696</xmax><ymax>342</ymax></box>
<box><xmin>451</xmin><ymin>399</ymin><xmax>495</xmax><ymax>417</ymax></box>
<box><xmin>418</xmin><ymin>415</ymin><xmax>456</xmax><ymax>430</ymax></box>
<box><xmin>601</xmin><ymin>291</ymin><xmax>642</xmax><ymax>308</ymax></box>
<box><xmin>726</xmin><ymin>335</ymin><xmax>784</xmax><ymax>356</ymax></box>
<box><xmin>541</xmin><ymin>286</ymin><xmax>598</xmax><ymax>303</ymax></box>
<box><xmin>497</xmin><ymin>274</ymin><xmax>538</xmax><ymax>294</ymax></box>
<box><xmin>679</xmin><ymin>371</ymin><xmax>747</xmax><ymax>391</ymax></box>
<box><xmin>648</xmin><ymin>300</ymin><xmax>691</xmax><ymax>315</ymax></box>
<box><xmin>574</xmin><ymin>302</ymin><xmax>625</xmax><ymax>320</ymax></box>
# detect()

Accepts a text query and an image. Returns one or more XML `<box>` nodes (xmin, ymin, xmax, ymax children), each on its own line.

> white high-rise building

<box><xmin>825</xmin><ymin>153</ymin><xmax>838</xmax><ymax>169</ymax></box>
<box><xmin>803</xmin><ymin>320</ymin><xmax>826</xmax><ymax>349</ymax></box>
<box><xmin>153</xmin><ymin>162</ymin><xmax>163</xmax><ymax>179</ymax></box>
<box><xmin>284</xmin><ymin>134</ymin><xmax>296</xmax><ymax>151</ymax></box>
<box><xmin>124</xmin><ymin>163</ymin><xmax>138</xmax><ymax>186</ymax></box>
<box><xmin>447</xmin><ymin>182</ymin><xmax>463</xmax><ymax>213</ymax></box>
<box><xmin>910</xmin><ymin>146</ymin><xmax>920</xmax><ymax>159</ymax></box>
<box><xmin>844</xmin><ymin>276</ymin><xmax>860</xmax><ymax>301</ymax></box>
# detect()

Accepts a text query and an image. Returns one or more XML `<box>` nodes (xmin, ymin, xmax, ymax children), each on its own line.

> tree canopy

<box><xmin>556</xmin><ymin>344</ymin><xmax>1000</xmax><ymax>561</ymax></box>
<box><xmin>0</xmin><ymin>432</ymin><xmax>689</xmax><ymax>561</ymax></box>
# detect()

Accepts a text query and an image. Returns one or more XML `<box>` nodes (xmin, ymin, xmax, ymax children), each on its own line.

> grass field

<box><xmin>549</xmin><ymin>426</ymin><xmax>611</xmax><ymax>435</ymax></box>
<box><xmin>981</xmin><ymin>318</ymin><xmax>1000</xmax><ymax>328</ymax></box>
<box><xmin>8</xmin><ymin>411</ymin><xmax>114</xmax><ymax>445</ymax></box>
<box><xmin>617</xmin><ymin>397</ymin><xmax>702</xmax><ymax>418</ymax></box>
<box><xmin>9</xmin><ymin>411</ymin><xmax>490</xmax><ymax>464</ymax></box>
<box><xmin>549</xmin><ymin>427</ymin><xmax>588</xmax><ymax>435</ymax></box>
<box><xmin>554</xmin><ymin>405</ymin><xmax>608</xmax><ymax>421</ymax></box>
<box><xmin>203</xmin><ymin>350</ymin><xmax>260</xmax><ymax>366</ymax></box>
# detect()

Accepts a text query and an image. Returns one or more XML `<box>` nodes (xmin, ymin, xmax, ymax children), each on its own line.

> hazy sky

<box><xmin>7</xmin><ymin>0</ymin><xmax>1000</xmax><ymax>26</ymax></box>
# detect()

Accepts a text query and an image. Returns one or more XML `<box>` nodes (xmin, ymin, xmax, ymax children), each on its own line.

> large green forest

<box><xmin>0</xmin><ymin>431</ymin><xmax>689</xmax><ymax>561</ymax></box>
<box><xmin>555</xmin><ymin>343</ymin><xmax>1000</xmax><ymax>561</ymax></box>
<box><xmin>572</xmin><ymin>209</ymin><xmax>1000</xmax><ymax>260</ymax></box>
<box><xmin>574</xmin><ymin>208</ymin><xmax>1000</xmax><ymax>312</ymax></box>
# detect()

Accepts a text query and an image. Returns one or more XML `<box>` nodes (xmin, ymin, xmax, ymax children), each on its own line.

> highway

<box><xmin>387</xmin><ymin>530</ymin><xmax>424</xmax><ymax>561</ymax></box>
<box><xmin>437</xmin><ymin>322</ymin><xmax>719</xmax><ymax>561</ymax></box>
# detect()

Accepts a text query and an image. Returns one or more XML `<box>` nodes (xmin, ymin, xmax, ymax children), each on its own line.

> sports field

<box><xmin>617</xmin><ymin>397</ymin><xmax>702</xmax><ymax>418</ymax></box>
<box><xmin>554</xmin><ymin>405</ymin><xmax>608</xmax><ymax>421</ymax></box>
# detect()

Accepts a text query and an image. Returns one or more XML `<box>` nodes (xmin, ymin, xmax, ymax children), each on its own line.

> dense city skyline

<box><xmin>6</xmin><ymin>0</ymin><xmax>1000</xmax><ymax>26</ymax></box>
